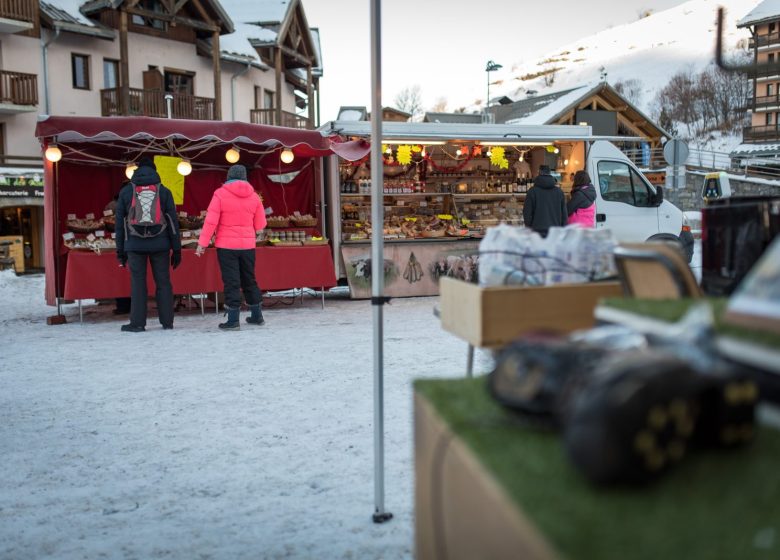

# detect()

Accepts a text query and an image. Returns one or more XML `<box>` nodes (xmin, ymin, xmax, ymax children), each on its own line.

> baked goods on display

<box><xmin>67</xmin><ymin>217</ymin><xmax>105</xmax><ymax>233</ymax></box>
<box><xmin>178</xmin><ymin>215</ymin><xmax>205</xmax><ymax>230</ymax></box>
<box><xmin>266</xmin><ymin>216</ymin><xmax>290</xmax><ymax>228</ymax></box>
<box><xmin>291</xmin><ymin>214</ymin><xmax>317</xmax><ymax>227</ymax></box>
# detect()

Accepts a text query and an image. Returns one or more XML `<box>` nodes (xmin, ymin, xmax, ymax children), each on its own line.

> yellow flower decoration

<box><xmin>396</xmin><ymin>145</ymin><xmax>412</xmax><ymax>165</ymax></box>
<box><xmin>490</xmin><ymin>146</ymin><xmax>509</xmax><ymax>169</ymax></box>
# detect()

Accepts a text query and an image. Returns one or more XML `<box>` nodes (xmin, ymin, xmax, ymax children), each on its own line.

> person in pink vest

<box><xmin>567</xmin><ymin>170</ymin><xmax>597</xmax><ymax>228</ymax></box>
<box><xmin>196</xmin><ymin>164</ymin><xmax>268</xmax><ymax>330</ymax></box>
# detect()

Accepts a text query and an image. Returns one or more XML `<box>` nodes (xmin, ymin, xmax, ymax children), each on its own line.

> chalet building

<box><xmin>424</xmin><ymin>82</ymin><xmax>670</xmax><ymax>161</ymax></box>
<box><xmin>335</xmin><ymin>106</ymin><xmax>411</xmax><ymax>123</ymax></box>
<box><xmin>733</xmin><ymin>1</ymin><xmax>780</xmax><ymax>161</ymax></box>
<box><xmin>0</xmin><ymin>0</ymin><xmax>321</xmax><ymax>271</ymax></box>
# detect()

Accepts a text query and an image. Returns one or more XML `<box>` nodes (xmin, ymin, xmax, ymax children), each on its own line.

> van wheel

<box><xmin>647</xmin><ymin>234</ymin><xmax>693</xmax><ymax>264</ymax></box>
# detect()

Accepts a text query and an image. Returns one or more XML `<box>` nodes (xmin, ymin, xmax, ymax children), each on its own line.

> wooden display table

<box><xmin>414</xmin><ymin>378</ymin><xmax>780</xmax><ymax>560</ymax></box>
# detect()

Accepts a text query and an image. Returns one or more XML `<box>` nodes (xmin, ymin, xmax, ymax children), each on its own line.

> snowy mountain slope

<box><xmin>493</xmin><ymin>0</ymin><xmax>761</xmax><ymax>115</ymax></box>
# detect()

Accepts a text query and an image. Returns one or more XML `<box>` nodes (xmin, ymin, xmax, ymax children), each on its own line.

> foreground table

<box><xmin>63</xmin><ymin>246</ymin><xmax>337</xmax><ymax>314</ymax></box>
<box><xmin>414</xmin><ymin>377</ymin><xmax>780</xmax><ymax>560</ymax></box>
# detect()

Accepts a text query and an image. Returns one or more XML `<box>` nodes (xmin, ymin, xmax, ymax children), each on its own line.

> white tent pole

<box><xmin>370</xmin><ymin>0</ymin><xmax>392</xmax><ymax>524</ymax></box>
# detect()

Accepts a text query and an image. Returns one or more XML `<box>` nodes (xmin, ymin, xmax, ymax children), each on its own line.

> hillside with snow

<box><xmin>491</xmin><ymin>0</ymin><xmax>760</xmax><ymax>119</ymax></box>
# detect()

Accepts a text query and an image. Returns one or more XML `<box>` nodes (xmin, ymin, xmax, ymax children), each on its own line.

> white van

<box><xmin>587</xmin><ymin>140</ymin><xmax>694</xmax><ymax>262</ymax></box>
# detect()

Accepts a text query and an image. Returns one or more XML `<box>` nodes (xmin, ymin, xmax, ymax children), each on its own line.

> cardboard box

<box><xmin>439</xmin><ymin>277</ymin><xmax>622</xmax><ymax>348</ymax></box>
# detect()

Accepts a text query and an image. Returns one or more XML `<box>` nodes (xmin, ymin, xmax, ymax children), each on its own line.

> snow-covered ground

<box><xmin>0</xmin><ymin>271</ymin><xmax>493</xmax><ymax>560</ymax></box>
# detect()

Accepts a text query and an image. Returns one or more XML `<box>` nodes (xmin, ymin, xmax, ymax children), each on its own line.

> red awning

<box><xmin>35</xmin><ymin>115</ymin><xmax>369</xmax><ymax>165</ymax></box>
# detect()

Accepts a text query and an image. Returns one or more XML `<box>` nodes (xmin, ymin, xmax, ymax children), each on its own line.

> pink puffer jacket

<box><xmin>198</xmin><ymin>180</ymin><xmax>267</xmax><ymax>249</ymax></box>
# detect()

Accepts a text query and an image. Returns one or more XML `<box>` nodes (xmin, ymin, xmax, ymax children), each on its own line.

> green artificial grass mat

<box><xmin>600</xmin><ymin>297</ymin><xmax>780</xmax><ymax>350</ymax></box>
<box><xmin>415</xmin><ymin>377</ymin><xmax>780</xmax><ymax>560</ymax></box>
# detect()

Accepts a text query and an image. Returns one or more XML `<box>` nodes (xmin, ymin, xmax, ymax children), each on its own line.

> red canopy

<box><xmin>37</xmin><ymin>116</ymin><xmax>370</xmax><ymax>305</ymax></box>
<box><xmin>35</xmin><ymin>115</ymin><xmax>370</xmax><ymax>165</ymax></box>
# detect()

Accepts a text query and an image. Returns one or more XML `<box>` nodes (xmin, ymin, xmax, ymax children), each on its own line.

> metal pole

<box><xmin>486</xmin><ymin>69</ymin><xmax>489</xmax><ymax>114</ymax></box>
<box><xmin>370</xmin><ymin>0</ymin><xmax>392</xmax><ymax>525</ymax></box>
<box><xmin>165</xmin><ymin>93</ymin><xmax>173</xmax><ymax>119</ymax></box>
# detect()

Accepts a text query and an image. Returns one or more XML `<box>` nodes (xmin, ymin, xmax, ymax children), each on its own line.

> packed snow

<box><xmin>0</xmin><ymin>271</ymin><xmax>493</xmax><ymax>559</ymax></box>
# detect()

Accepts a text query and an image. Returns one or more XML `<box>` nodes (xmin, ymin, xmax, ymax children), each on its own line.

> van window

<box><xmin>597</xmin><ymin>161</ymin><xmax>655</xmax><ymax>207</ymax></box>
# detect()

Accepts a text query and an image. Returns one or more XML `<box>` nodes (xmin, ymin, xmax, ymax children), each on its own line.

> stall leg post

<box><xmin>199</xmin><ymin>294</ymin><xmax>204</xmax><ymax>316</ymax></box>
<box><xmin>215</xmin><ymin>292</ymin><xmax>219</xmax><ymax>315</ymax></box>
<box><xmin>466</xmin><ymin>344</ymin><xmax>474</xmax><ymax>378</ymax></box>
<box><xmin>78</xmin><ymin>300</ymin><xmax>83</xmax><ymax>324</ymax></box>
<box><xmin>321</xmin><ymin>286</ymin><xmax>325</xmax><ymax>310</ymax></box>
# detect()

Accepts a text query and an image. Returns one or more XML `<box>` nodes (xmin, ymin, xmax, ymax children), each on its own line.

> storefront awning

<box><xmin>36</xmin><ymin>115</ymin><xmax>370</xmax><ymax>167</ymax></box>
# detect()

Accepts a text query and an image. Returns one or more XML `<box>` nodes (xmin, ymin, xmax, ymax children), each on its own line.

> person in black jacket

<box><xmin>522</xmin><ymin>165</ymin><xmax>567</xmax><ymax>237</ymax></box>
<box><xmin>115</xmin><ymin>157</ymin><xmax>182</xmax><ymax>332</ymax></box>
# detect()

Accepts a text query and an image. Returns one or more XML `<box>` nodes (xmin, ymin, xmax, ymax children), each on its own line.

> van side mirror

<box><xmin>653</xmin><ymin>185</ymin><xmax>664</xmax><ymax>206</ymax></box>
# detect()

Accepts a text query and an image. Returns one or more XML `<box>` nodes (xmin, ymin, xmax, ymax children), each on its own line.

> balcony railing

<box><xmin>753</xmin><ymin>93</ymin><xmax>780</xmax><ymax>110</ymax></box>
<box><xmin>750</xmin><ymin>31</ymin><xmax>780</xmax><ymax>49</ymax></box>
<box><xmin>100</xmin><ymin>87</ymin><xmax>216</xmax><ymax>120</ymax></box>
<box><xmin>0</xmin><ymin>70</ymin><xmax>37</xmax><ymax>105</ymax></box>
<box><xmin>0</xmin><ymin>0</ymin><xmax>36</xmax><ymax>22</ymax></box>
<box><xmin>743</xmin><ymin>124</ymin><xmax>780</xmax><ymax>143</ymax></box>
<box><xmin>250</xmin><ymin>108</ymin><xmax>311</xmax><ymax>129</ymax></box>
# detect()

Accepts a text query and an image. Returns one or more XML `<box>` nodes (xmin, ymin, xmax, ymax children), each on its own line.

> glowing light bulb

<box><xmin>225</xmin><ymin>148</ymin><xmax>240</xmax><ymax>163</ymax></box>
<box><xmin>519</xmin><ymin>154</ymin><xmax>524</xmax><ymax>162</ymax></box>
<box><xmin>563</xmin><ymin>159</ymin><xmax>569</xmax><ymax>165</ymax></box>
<box><xmin>280</xmin><ymin>148</ymin><xmax>294</xmax><ymax>164</ymax></box>
<box><xmin>177</xmin><ymin>160</ymin><xmax>192</xmax><ymax>176</ymax></box>
<box><xmin>486</xmin><ymin>149</ymin><xmax>492</xmax><ymax>158</ymax></box>
<box><xmin>125</xmin><ymin>163</ymin><xmax>138</xmax><ymax>179</ymax></box>
<box><xmin>456</xmin><ymin>148</ymin><xmax>462</xmax><ymax>156</ymax></box>
<box><xmin>385</xmin><ymin>146</ymin><xmax>392</xmax><ymax>154</ymax></box>
<box><xmin>45</xmin><ymin>145</ymin><xmax>62</xmax><ymax>162</ymax></box>
<box><xmin>554</xmin><ymin>147</ymin><xmax>560</xmax><ymax>154</ymax></box>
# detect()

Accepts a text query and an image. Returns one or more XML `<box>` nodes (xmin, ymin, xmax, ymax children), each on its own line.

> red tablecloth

<box><xmin>63</xmin><ymin>246</ymin><xmax>336</xmax><ymax>300</ymax></box>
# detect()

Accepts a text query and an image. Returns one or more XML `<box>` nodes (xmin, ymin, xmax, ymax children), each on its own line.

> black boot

<box><xmin>246</xmin><ymin>304</ymin><xmax>265</xmax><ymax>325</ymax></box>
<box><xmin>219</xmin><ymin>306</ymin><xmax>241</xmax><ymax>330</ymax></box>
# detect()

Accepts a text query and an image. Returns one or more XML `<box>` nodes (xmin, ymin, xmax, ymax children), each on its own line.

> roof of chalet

<box><xmin>737</xmin><ymin>0</ymin><xmax>780</xmax><ymax>28</ymax></box>
<box><xmin>219</xmin><ymin>0</ymin><xmax>321</xmax><ymax>76</ymax></box>
<box><xmin>337</xmin><ymin>107</ymin><xmax>368</xmax><ymax>121</ymax></box>
<box><xmin>40</xmin><ymin>0</ymin><xmax>115</xmax><ymax>38</ymax></box>
<box><xmin>421</xmin><ymin>82</ymin><xmax>670</xmax><ymax>139</ymax></box>
<box><xmin>79</xmin><ymin>0</ymin><xmax>233</xmax><ymax>33</ymax></box>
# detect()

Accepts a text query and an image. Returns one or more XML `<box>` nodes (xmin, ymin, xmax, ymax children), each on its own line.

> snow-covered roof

<box><xmin>220</xmin><ymin>21</ymin><xmax>277</xmax><ymax>61</ymax></box>
<box><xmin>731</xmin><ymin>142</ymin><xmax>780</xmax><ymax>155</ymax></box>
<box><xmin>219</xmin><ymin>0</ymin><xmax>290</xmax><ymax>25</ymax></box>
<box><xmin>40</xmin><ymin>0</ymin><xmax>115</xmax><ymax>38</ymax></box>
<box><xmin>502</xmin><ymin>84</ymin><xmax>594</xmax><ymax>125</ymax></box>
<box><xmin>737</xmin><ymin>0</ymin><xmax>780</xmax><ymax>27</ymax></box>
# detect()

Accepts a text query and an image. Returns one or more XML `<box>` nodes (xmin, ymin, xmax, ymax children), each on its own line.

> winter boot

<box><xmin>246</xmin><ymin>304</ymin><xmax>265</xmax><ymax>325</ymax></box>
<box><xmin>219</xmin><ymin>306</ymin><xmax>241</xmax><ymax>330</ymax></box>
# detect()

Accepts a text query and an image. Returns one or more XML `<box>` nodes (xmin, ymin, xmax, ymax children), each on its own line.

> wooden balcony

<box><xmin>0</xmin><ymin>70</ymin><xmax>37</xmax><ymax>111</ymax></box>
<box><xmin>743</xmin><ymin>125</ymin><xmax>780</xmax><ymax>143</ymax></box>
<box><xmin>100</xmin><ymin>87</ymin><xmax>216</xmax><ymax>120</ymax></box>
<box><xmin>0</xmin><ymin>0</ymin><xmax>36</xmax><ymax>28</ymax></box>
<box><xmin>250</xmin><ymin>108</ymin><xmax>312</xmax><ymax>129</ymax></box>
<box><xmin>750</xmin><ymin>31</ymin><xmax>780</xmax><ymax>49</ymax></box>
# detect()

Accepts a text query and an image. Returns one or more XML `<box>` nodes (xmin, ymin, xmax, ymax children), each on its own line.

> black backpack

<box><xmin>127</xmin><ymin>183</ymin><xmax>167</xmax><ymax>238</ymax></box>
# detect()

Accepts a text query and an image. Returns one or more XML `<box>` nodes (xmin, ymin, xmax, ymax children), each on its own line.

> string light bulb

<box><xmin>45</xmin><ymin>144</ymin><xmax>62</xmax><ymax>162</ymax></box>
<box><xmin>225</xmin><ymin>147</ymin><xmax>240</xmax><ymax>163</ymax></box>
<box><xmin>456</xmin><ymin>147</ymin><xmax>462</xmax><ymax>156</ymax></box>
<box><xmin>553</xmin><ymin>147</ymin><xmax>560</xmax><ymax>154</ymax></box>
<box><xmin>125</xmin><ymin>163</ymin><xmax>138</xmax><ymax>179</ymax></box>
<box><xmin>280</xmin><ymin>148</ymin><xmax>295</xmax><ymax>164</ymax></box>
<box><xmin>486</xmin><ymin>149</ymin><xmax>492</xmax><ymax>158</ymax></box>
<box><xmin>385</xmin><ymin>146</ymin><xmax>392</xmax><ymax>154</ymax></box>
<box><xmin>563</xmin><ymin>159</ymin><xmax>569</xmax><ymax>165</ymax></box>
<box><xmin>177</xmin><ymin>159</ymin><xmax>192</xmax><ymax>176</ymax></box>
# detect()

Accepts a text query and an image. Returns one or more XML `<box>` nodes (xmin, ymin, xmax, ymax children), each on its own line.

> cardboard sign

<box><xmin>86</xmin><ymin>233</ymin><xmax>96</xmax><ymax>241</ymax></box>
<box><xmin>179</xmin><ymin>211</ymin><xmax>188</xmax><ymax>217</ymax></box>
<box><xmin>103</xmin><ymin>209</ymin><xmax>114</xmax><ymax>217</ymax></box>
<box><xmin>182</xmin><ymin>231</ymin><xmax>192</xmax><ymax>238</ymax></box>
<box><xmin>86</xmin><ymin>213</ymin><xmax>95</xmax><ymax>220</ymax></box>
<box><xmin>95</xmin><ymin>230</ymin><xmax>105</xmax><ymax>238</ymax></box>
<box><xmin>111</xmin><ymin>233</ymin><xmax>116</xmax><ymax>239</ymax></box>
<box><xmin>62</xmin><ymin>232</ymin><xmax>75</xmax><ymax>241</ymax></box>
<box><xmin>67</xmin><ymin>213</ymin><xmax>76</xmax><ymax>220</ymax></box>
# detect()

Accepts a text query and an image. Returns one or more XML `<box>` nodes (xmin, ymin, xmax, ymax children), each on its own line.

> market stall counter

<box><xmin>64</xmin><ymin>245</ymin><xmax>336</xmax><ymax>318</ymax></box>
<box><xmin>414</xmin><ymin>377</ymin><xmax>780</xmax><ymax>560</ymax></box>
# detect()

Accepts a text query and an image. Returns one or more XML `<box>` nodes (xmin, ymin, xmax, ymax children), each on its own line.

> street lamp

<box><xmin>485</xmin><ymin>60</ymin><xmax>503</xmax><ymax>120</ymax></box>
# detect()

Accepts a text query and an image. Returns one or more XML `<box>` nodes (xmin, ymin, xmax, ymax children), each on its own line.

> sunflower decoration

<box><xmin>396</xmin><ymin>145</ymin><xmax>413</xmax><ymax>165</ymax></box>
<box><xmin>490</xmin><ymin>146</ymin><xmax>509</xmax><ymax>169</ymax></box>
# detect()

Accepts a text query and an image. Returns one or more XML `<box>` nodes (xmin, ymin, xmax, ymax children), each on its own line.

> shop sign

<box><xmin>0</xmin><ymin>169</ymin><xmax>44</xmax><ymax>198</ymax></box>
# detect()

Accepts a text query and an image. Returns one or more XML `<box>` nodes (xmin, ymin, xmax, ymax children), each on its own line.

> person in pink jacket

<box><xmin>196</xmin><ymin>164</ymin><xmax>268</xmax><ymax>329</ymax></box>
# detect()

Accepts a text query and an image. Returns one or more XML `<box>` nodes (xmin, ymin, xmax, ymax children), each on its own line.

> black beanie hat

<box><xmin>227</xmin><ymin>164</ymin><xmax>247</xmax><ymax>181</ymax></box>
<box><xmin>138</xmin><ymin>156</ymin><xmax>156</xmax><ymax>170</ymax></box>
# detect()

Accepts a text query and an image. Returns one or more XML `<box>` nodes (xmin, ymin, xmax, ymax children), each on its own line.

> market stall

<box><xmin>321</xmin><ymin>122</ymin><xmax>603</xmax><ymax>298</ymax></box>
<box><xmin>35</xmin><ymin>116</ymin><xmax>370</xmax><ymax>309</ymax></box>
